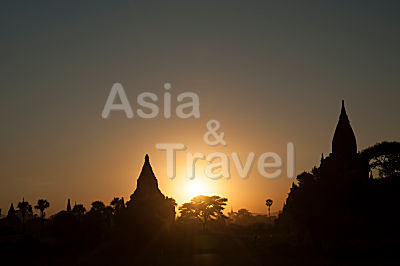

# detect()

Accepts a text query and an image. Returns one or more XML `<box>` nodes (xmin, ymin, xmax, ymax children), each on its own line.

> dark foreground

<box><xmin>1</xmin><ymin>225</ymin><xmax>398</xmax><ymax>266</ymax></box>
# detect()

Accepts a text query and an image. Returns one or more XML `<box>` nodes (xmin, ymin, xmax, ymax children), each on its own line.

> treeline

<box><xmin>1</xmin><ymin>195</ymin><xmax>274</xmax><ymax>235</ymax></box>
<box><xmin>0</xmin><ymin>194</ymin><xmax>275</xmax><ymax>256</ymax></box>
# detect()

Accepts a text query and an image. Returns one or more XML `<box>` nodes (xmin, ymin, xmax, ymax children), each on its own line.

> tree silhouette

<box><xmin>72</xmin><ymin>204</ymin><xmax>86</xmax><ymax>216</ymax></box>
<box><xmin>17</xmin><ymin>199</ymin><xmax>32</xmax><ymax>229</ymax></box>
<box><xmin>265</xmin><ymin>199</ymin><xmax>273</xmax><ymax>217</ymax></box>
<box><xmin>166</xmin><ymin>196</ymin><xmax>177</xmax><ymax>221</ymax></box>
<box><xmin>234</xmin><ymin>208</ymin><xmax>252</xmax><ymax>225</ymax></box>
<box><xmin>179</xmin><ymin>195</ymin><xmax>227</xmax><ymax>231</ymax></box>
<box><xmin>86</xmin><ymin>201</ymin><xmax>108</xmax><ymax>233</ymax></box>
<box><xmin>110</xmin><ymin>197</ymin><xmax>125</xmax><ymax>214</ymax></box>
<box><xmin>104</xmin><ymin>206</ymin><xmax>114</xmax><ymax>228</ymax></box>
<box><xmin>237</xmin><ymin>208</ymin><xmax>252</xmax><ymax>219</ymax></box>
<box><xmin>90</xmin><ymin>201</ymin><xmax>106</xmax><ymax>213</ymax></box>
<box><xmin>361</xmin><ymin>141</ymin><xmax>400</xmax><ymax>179</ymax></box>
<box><xmin>34</xmin><ymin>199</ymin><xmax>50</xmax><ymax>219</ymax></box>
<box><xmin>166</xmin><ymin>196</ymin><xmax>177</xmax><ymax>208</ymax></box>
<box><xmin>297</xmin><ymin>171</ymin><xmax>315</xmax><ymax>188</ymax></box>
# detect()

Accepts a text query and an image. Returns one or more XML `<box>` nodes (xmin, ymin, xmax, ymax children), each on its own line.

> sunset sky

<box><xmin>1</xmin><ymin>1</ymin><xmax>399</xmax><ymax>215</ymax></box>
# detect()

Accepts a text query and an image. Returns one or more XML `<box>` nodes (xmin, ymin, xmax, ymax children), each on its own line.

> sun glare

<box><xmin>188</xmin><ymin>181</ymin><xmax>205</xmax><ymax>198</ymax></box>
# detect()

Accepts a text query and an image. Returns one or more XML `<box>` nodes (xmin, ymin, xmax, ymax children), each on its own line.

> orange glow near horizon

<box><xmin>165</xmin><ymin>161</ymin><xmax>224</xmax><ymax>207</ymax></box>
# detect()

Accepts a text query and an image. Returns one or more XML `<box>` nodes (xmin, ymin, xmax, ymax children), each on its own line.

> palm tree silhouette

<box><xmin>34</xmin><ymin>199</ymin><xmax>50</xmax><ymax>219</ymax></box>
<box><xmin>265</xmin><ymin>199</ymin><xmax>273</xmax><ymax>217</ymax></box>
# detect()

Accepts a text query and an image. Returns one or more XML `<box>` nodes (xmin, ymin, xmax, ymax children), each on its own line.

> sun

<box><xmin>188</xmin><ymin>181</ymin><xmax>205</xmax><ymax>198</ymax></box>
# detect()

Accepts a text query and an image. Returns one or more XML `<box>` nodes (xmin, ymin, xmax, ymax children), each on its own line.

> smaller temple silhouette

<box><xmin>7</xmin><ymin>203</ymin><xmax>16</xmax><ymax>217</ymax></box>
<box><xmin>124</xmin><ymin>154</ymin><xmax>175</xmax><ymax>229</ymax></box>
<box><xmin>129</xmin><ymin>155</ymin><xmax>166</xmax><ymax>202</ymax></box>
<box><xmin>66</xmin><ymin>199</ymin><xmax>72</xmax><ymax>212</ymax></box>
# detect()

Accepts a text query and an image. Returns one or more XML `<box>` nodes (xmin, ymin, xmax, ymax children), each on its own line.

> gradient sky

<box><xmin>1</xmin><ymin>1</ymin><xmax>399</xmax><ymax>216</ymax></box>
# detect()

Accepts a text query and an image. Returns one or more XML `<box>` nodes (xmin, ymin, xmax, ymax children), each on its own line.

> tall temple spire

<box><xmin>332</xmin><ymin>100</ymin><xmax>357</xmax><ymax>158</ymax></box>
<box><xmin>131</xmin><ymin>154</ymin><xmax>164</xmax><ymax>200</ymax></box>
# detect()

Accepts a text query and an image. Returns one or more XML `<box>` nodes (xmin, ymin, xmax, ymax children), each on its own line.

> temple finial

<box><xmin>340</xmin><ymin>100</ymin><xmax>347</xmax><ymax>116</ymax></box>
<box><xmin>145</xmin><ymin>154</ymin><xmax>149</xmax><ymax>163</ymax></box>
<box><xmin>67</xmin><ymin>199</ymin><xmax>71</xmax><ymax>212</ymax></box>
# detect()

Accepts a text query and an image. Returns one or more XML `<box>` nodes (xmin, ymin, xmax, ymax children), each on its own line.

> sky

<box><xmin>0</xmin><ymin>1</ymin><xmax>399</xmax><ymax>216</ymax></box>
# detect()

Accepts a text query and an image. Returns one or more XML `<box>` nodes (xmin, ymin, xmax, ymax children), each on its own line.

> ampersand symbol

<box><xmin>203</xmin><ymin>120</ymin><xmax>227</xmax><ymax>146</ymax></box>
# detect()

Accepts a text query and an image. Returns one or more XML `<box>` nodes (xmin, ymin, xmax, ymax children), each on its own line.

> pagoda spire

<box><xmin>332</xmin><ymin>100</ymin><xmax>357</xmax><ymax>158</ymax></box>
<box><xmin>8</xmin><ymin>203</ymin><xmax>16</xmax><ymax>217</ymax></box>
<box><xmin>67</xmin><ymin>199</ymin><xmax>71</xmax><ymax>212</ymax></box>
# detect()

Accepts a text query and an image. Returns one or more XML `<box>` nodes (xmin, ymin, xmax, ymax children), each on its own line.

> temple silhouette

<box><xmin>279</xmin><ymin>101</ymin><xmax>372</xmax><ymax>245</ymax></box>
<box><xmin>118</xmin><ymin>154</ymin><xmax>175</xmax><ymax>233</ymax></box>
<box><xmin>319</xmin><ymin>100</ymin><xmax>369</xmax><ymax>185</ymax></box>
<box><xmin>128</xmin><ymin>155</ymin><xmax>167</xmax><ymax>204</ymax></box>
